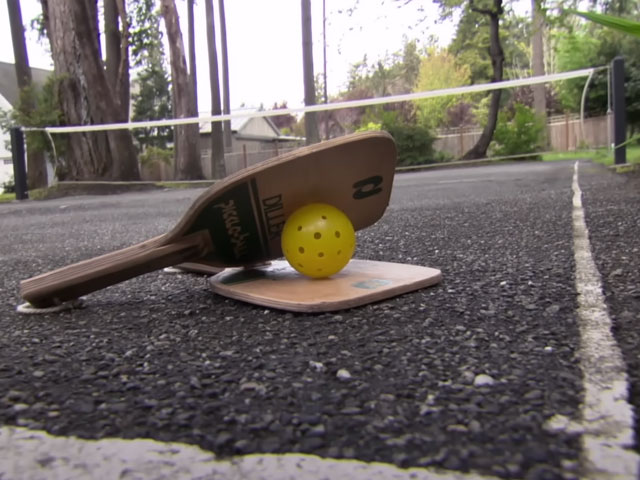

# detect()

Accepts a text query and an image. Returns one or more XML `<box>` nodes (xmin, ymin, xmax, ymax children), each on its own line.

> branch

<box><xmin>469</xmin><ymin>0</ymin><xmax>500</xmax><ymax>17</ymax></box>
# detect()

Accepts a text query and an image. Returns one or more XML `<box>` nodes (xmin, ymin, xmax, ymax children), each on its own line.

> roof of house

<box><xmin>199</xmin><ymin>108</ymin><xmax>281</xmax><ymax>136</ymax></box>
<box><xmin>0</xmin><ymin>61</ymin><xmax>53</xmax><ymax>108</ymax></box>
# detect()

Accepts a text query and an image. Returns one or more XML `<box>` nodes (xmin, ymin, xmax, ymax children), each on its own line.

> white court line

<box><xmin>571</xmin><ymin>161</ymin><xmax>640</xmax><ymax>479</ymax></box>
<box><xmin>0</xmin><ymin>425</ymin><xmax>499</xmax><ymax>480</ymax></box>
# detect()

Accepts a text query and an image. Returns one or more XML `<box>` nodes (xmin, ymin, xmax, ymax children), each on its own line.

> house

<box><xmin>0</xmin><ymin>61</ymin><xmax>54</xmax><ymax>187</ymax></box>
<box><xmin>139</xmin><ymin>109</ymin><xmax>304</xmax><ymax>181</ymax></box>
<box><xmin>199</xmin><ymin>109</ymin><xmax>305</xmax><ymax>176</ymax></box>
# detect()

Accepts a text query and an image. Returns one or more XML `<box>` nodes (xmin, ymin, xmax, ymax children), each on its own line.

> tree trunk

<box><xmin>218</xmin><ymin>0</ymin><xmax>232</xmax><ymax>150</ymax></box>
<box><xmin>187</xmin><ymin>0</ymin><xmax>198</xmax><ymax>111</ymax></box>
<box><xmin>531</xmin><ymin>0</ymin><xmax>548</xmax><ymax>144</ymax></box>
<box><xmin>204</xmin><ymin>0</ymin><xmax>226</xmax><ymax>178</ymax></box>
<box><xmin>160</xmin><ymin>0</ymin><xmax>203</xmax><ymax>180</ymax></box>
<box><xmin>463</xmin><ymin>0</ymin><xmax>504</xmax><ymax>160</ymax></box>
<box><xmin>301</xmin><ymin>0</ymin><xmax>319</xmax><ymax>145</ymax></box>
<box><xmin>7</xmin><ymin>0</ymin><xmax>47</xmax><ymax>189</ymax></box>
<box><xmin>41</xmin><ymin>0</ymin><xmax>140</xmax><ymax>181</ymax></box>
<box><xmin>104</xmin><ymin>0</ymin><xmax>130</xmax><ymax>121</ymax></box>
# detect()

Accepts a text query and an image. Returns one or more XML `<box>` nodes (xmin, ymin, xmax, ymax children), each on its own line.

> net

<box><xmin>16</xmin><ymin>67</ymin><xmax>606</xmax><ymax>183</ymax></box>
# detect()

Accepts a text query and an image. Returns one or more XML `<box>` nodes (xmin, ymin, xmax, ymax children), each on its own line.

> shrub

<box><xmin>490</xmin><ymin>103</ymin><xmax>545</xmax><ymax>159</ymax></box>
<box><xmin>139</xmin><ymin>146</ymin><xmax>173</xmax><ymax>167</ymax></box>
<box><xmin>357</xmin><ymin>111</ymin><xmax>437</xmax><ymax>167</ymax></box>
<box><xmin>2</xmin><ymin>176</ymin><xmax>15</xmax><ymax>194</ymax></box>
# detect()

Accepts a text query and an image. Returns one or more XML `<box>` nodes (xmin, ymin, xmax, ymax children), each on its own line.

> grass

<box><xmin>0</xmin><ymin>192</ymin><xmax>16</xmax><ymax>203</ymax></box>
<box><xmin>542</xmin><ymin>145</ymin><xmax>640</xmax><ymax>166</ymax></box>
<box><xmin>592</xmin><ymin>145</ymin><xmax>640</xmax><ymax>166</ymax></box>
<box><xmin>542</xmin><ymin>150</ymin><xmax>599</xmax><ymax>162</ymax></box>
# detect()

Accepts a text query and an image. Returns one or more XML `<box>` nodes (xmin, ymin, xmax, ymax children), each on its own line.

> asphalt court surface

<box><xmin>0</xmin><ymin>160</ymin><xmax>638</xmax><ymax>479</ymax></box>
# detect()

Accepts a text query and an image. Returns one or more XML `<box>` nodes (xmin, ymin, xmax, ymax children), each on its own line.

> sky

<box><xmin>0</xmin><ymin>1</ymin><xmax>528</xmax><ymax>115</ymax></box>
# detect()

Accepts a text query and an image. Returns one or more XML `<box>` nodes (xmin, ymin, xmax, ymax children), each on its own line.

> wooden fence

<box><xmin>434</xmin><ymin>114</ymin><xmax>611</xmax><ymax>158</ymax></box>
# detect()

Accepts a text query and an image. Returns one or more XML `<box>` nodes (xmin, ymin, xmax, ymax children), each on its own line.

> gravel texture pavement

<box><xmin>0</xmin><ymin>160</ymin><xmax>637</xmax><ymax>479</ymax></box>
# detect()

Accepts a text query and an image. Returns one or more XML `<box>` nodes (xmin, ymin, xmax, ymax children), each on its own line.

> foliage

<box><xmin>346</xmin><ymin>40</ymin><xmax>422</xmax><ymax>99</ymax></box>
<box><xmin>131</xmin><ymin>60</ymin><xmax>173</xmax><ymax>150</ymax></box>
<box><xmin>341</xmin><ymin>39</ymin><xmax>423</xmax><ymax>126</ymax></box>
<box><xmin>139</xmin><ymin>145</ymin><xmax>173</xmax><ymax>167</ymax></box>
<box><xmin>414</xmin><ymin>48</ymin><xmax>471</xmax><ymax>129</ymax></box>
<box><xmin>448</xmin><ymin>7</ymin><xmax>492</xmax><ymax>84</ymax></box>
<box><xmin>131</xmin><ymin>0</ymin><xmax>166</xmax><ymax>67</ymax></box>
<box><xmin>270</xmin><ymin>102</ymin><xmax>297</xmax><ymax>132</ymax></box>
<box><xmin>568</xmin><ymin>9</ymin><xmax>640</xmax><ymax>135</ymax></box>
<box><xmin>0</xmin><ymin>75</ymin><xmax>66</xmax><ymax>161</ymax></box>
<box><xmin>130</xmin><ymin>0</ymin><xmax>173</xmax><ymax>151</ymax></box>
<box><xmin>571</xmin><ymin>10</ymin><xmax>640</xmax><ymax>38</ymax></box>
<box><xmin>552</xmin><ymin>27</ymin><xmax>601</xmax><ymax>112</ymax></box>
<box><xmin>490</xmin><ymin>103</ymin><xmax>546</xmax><ymax>158</ymax></box>
<box><xmin>448</xmin><ymin>6</ymin><xmax>530</xmax><ymax>84</ymax></box>
<box><xmin>2</xmin><ymin>176</ymin><xmax>15</xmax><ymax>194</ymax></box>
<box><xmin>357</xmin><ymin>111</ymin><xmax>438</xmax><ymax>166</ymax></box>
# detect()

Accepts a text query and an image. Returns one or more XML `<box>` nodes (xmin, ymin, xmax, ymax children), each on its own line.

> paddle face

<box><xmin>208</xmin><ymin>259</ymin><xmax>442</xmax><ymax>312</ymax></box>
<box><xmin>172</xmin><ymin>131</ymin><xmax>397</xmax><ymax>267</ymax></box>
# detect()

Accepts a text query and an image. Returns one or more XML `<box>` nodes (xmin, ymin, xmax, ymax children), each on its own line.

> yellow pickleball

<box><xmin>281</xmin><ymin>203</ymin><xmax>356</xmax><ymax>278</ymax></box>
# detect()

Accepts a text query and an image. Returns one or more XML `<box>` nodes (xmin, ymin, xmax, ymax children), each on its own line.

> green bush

<box><xmin>2</xmin><ymin>176</ymin><xmax>15</xmax><ymax>194</ymax></box>
<box><xmin>491</xmin><ymin>103</ymin><xmax>545</xmax><ymax>159</ymax></box>
<box><xmin>139</xmin><ymin>146</ymin><xmax>173</xmax><ymax>167</ymax></box>
<box><xmin>357</xmin><ymin>111</ymin><xmax>437</xmax><ymax>167</ymax></box>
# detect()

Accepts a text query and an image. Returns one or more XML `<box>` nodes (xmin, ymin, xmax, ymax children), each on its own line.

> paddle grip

<box><xmin>20</xmin><ymin>232</ymin><xmax>212</xmax><ymax>308</ymax></box>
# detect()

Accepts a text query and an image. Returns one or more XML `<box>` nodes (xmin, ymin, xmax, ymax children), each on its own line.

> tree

<box><xmin>104</xmin><ymin>0</ymin><xmax>130</xmax><ymax>121</ymax></box>
<box><xmin>301</xmin><ymin>0</ymin><xmax>319</xmax><ymax>144</ymax></box>
<box><xmin>7</xmin><ymin>0</ymin><xmax>47</xmax><ymax>188</ymax></box>
<box><xmin>270</xmin><ymin>102</ymin><xmax>297</xmax><ymax>133</ymax></box>
<box><xmin>40</xmin><ymin>0</ymin><xmax>140</xmax><ymax>181</ymax></box>
<box><xmin>130</xmin><ymin>0</ymin><xmax>173</xmax><ymax>151</ymax></box>
<box><xmin>187</xmin><ymin>0</ymin><xmax>198</xmax><ymax>111</ymax></box>
<box><xmin>461</xmin><ymin>0</ymin><xmax>505</xmax><ymax>159</ymax></box>
<box><xmin>204</xmin><ymin>0</ymin><xmax>226</xmax><ymax>178</ymax></box>
<box><xmin>442</xmin><ymin>0</ymin><xmax>506</xmax><ymax>159</ymax></box>
<box><xmin>218</xmin><ymin>0</ymin><xmax>232</xmax><ymax>150</ymax></box>
<box><xmin>448</xmin><ymin>7</ymin><xmax>492</xmax><ymax>84</ymax></box>
<box><xmin>159</xmin><ymin>0</ymin><xmax>203</xmax><ymax>179</ymax></box>
<box><xmin>553</xmin><ymin>27</ymin><xmax>600</xmax><ymax>112</ymax></box>
<box><xmin>531</xmin><ymin>0</ymin><xmax>547</xmax><ymax>122</ymax></box>
<box><xmin>414</xmin><ymin>48</ymin><xmax>471</xmax><ymax>129</ymax></box>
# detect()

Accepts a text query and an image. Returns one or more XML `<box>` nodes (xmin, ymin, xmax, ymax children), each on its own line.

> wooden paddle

<box><xmin>21</xmin><ymin>132</ymin><xmax>397</xmax><ymax>308</ymax></box>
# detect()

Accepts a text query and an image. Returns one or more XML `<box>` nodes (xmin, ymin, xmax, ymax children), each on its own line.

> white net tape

<box><xmin>22</xmin><ymin>69</ymin><xmax>601</xmax><ymax>134</ymax></box>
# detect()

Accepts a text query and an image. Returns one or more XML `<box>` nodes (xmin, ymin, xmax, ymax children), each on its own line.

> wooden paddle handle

<box><xmin>20</xmin><ymin>232</ymin><xmax>212</xmax><ymax>308</ymax></box>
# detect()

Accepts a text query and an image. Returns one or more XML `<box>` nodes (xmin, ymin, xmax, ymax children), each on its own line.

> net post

<box><xmin>611</xmin><ymin>57</ymin><xmax>627</xmax><ymax>165</ymax></box>
<box><xmin>10</xmin><ymin>127</ymin><xmax>28</xmax><ymax>200</ymax></box>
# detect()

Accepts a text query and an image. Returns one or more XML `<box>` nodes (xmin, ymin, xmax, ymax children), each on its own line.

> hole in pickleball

<box><xmin>335</xmin><ymin>231</ymin><xmax>341</xmax><ymax>238</ymax></box>
<box><xmin>297</xmin><ymin>226</ymin><xmax>302</xmax><ymax>231</ymax></box>
<box><xmin>298</xmin><ymin>263</ymin><xmax>304</xmax><ymax>268</ymax></box>
<box><xmin>322</xmin><ymin>215</ymin><xmax>327</xmax><ymax>220</ymax></box>
<box><xmin>318</xmin><ymin>252</ymin><xmax>324</xmax><ymax>257</ymax></box>
<box><xmin>337</xmin><ymin>250</ymin><xmax>342</xmax><ymax>255</ymax></box>
<box><xmin>314</xmin><ymin>232</ymin><xmax>321</xmax><ymax>239</ymax></box>
<box><xmin>298</xmin><ymin>246</ymin><xmax>305</xmax><ymax>254</ymax></box>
